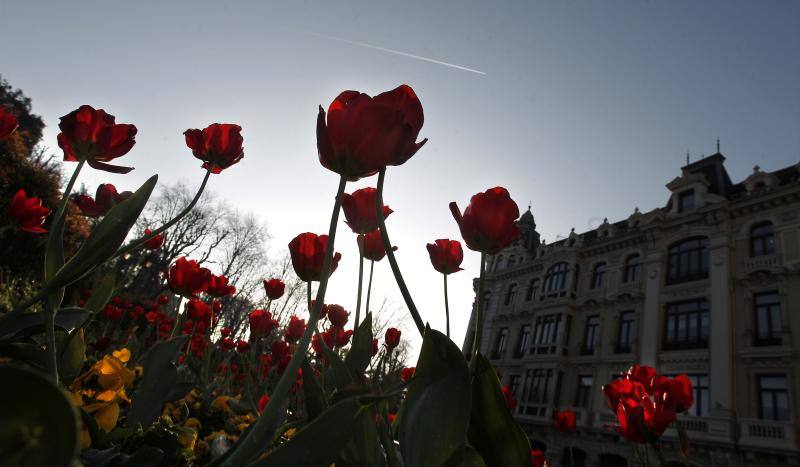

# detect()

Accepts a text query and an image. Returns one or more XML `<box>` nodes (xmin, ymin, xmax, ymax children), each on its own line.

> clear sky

<box><xmin>2</xmin><ymin>1</ymin><xmax>799</xmax><ymax>353</ymax></box>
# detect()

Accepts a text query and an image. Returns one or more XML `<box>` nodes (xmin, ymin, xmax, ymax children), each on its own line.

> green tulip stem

<box><xmin>569</xmin><ymin>436</ymin><xmax>575</xmax><ymax>467</ymax></box>
<box><xmin>52</xmin><ymin>157</ymin><xmax>87</xmax><ymax>235</ymax></box>
<box><xmin>443</xmin><ymin>274</ymin><xmax>450</xmax><ymax>338</ymax></box>
<box><xmin>219</xmin><ymin>175</ymin><xmax>347</xmax><ymax>467</ymax></box>
<box><xmin>470</xmin><ymin>252</ymin><xmax>487</xmax><ymax>372</ymax></box>
<box><xmin>354</xmin><ymin>235</ymin><xmax>364</xmax><ymax>328</ymax></box>
<box><xmin>366</xmin><ymin>260</ymin><xmax>374</xmax><ymax>315</ymax></box>
<box><xmin>43</xmin><ymin>302</ymin><xmax>59</xmax><ymax>384</ymax></box>
<box><xmin>114</xmin><ymin>167</ymin><xmax>212</xmax><ymax>259</ymax></box>
<box><xmin>375</xmin><ymin>168</ymin><xmax>424</xmax><ymax>337</ymax></box>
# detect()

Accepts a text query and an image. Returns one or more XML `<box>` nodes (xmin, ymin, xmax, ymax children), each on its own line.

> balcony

<box><xmin>744</xmin><ymin>254</ymin><xmax>781</xmax><ymax>274</ymax></box>
<box><xmin>739</xmin><ymin>419</ymin><xmax>797</xmax><ymax>451</ymax></box>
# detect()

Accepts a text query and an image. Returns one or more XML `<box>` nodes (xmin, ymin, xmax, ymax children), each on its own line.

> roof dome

<box><xmin>519</xmin><ymin>208</ymin><xmax>535</xmax><ymax>227</ymax></box>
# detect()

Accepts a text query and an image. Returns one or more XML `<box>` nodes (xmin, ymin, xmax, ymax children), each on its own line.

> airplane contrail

<box><xmin>291</xmin><ymin>29</ymin><xmax>486</xmax><ymax>76</ymax></box>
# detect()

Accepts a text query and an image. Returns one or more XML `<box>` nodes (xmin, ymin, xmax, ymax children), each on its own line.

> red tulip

<box><xmin>8</xmin><ymin>189</ymin><xmax>51</xmax><ymax>233</ymax></box>
<box><xmin>236</xmin><ymin>339</ymin><xmax>251</xmax><ymax>353</ymax></box>
<box><xmin>361</xmin><ymin>229</ymin><xmax>397</xmax><ymax>262</ymax></box>
<box><xmin>317</xmin><ymin>84</ymin><xmax>427</xmax><ymax>180</ymax></box>
<box><xmin>284</xmin><ymin>315</ymin><xmax>306</xmax><ymax>342</ymax></box>
<box><xmin>609</xmin><ymin>396</ymin><xmax>674</xmax><ymax>444</ymax></box>
<box><xmin>501</xmin><ymin>386</ymin><xmax>518</xmax><ymax>411</ymax></box>
<box><xmin>449</xmin><ymin>187</ymin><xmax>520</xmax><ymax>254</ymax></box>
<box><xmin>258</xmin><ymin>394</ymin><xmax>270</xmax><ymax>414</ymax></box>
<box><xmin>102</xmin><ymin>304</ymin><xmax>124</xmax><ymax>320</ymax></box>
<box><xmin>288</xmin><ymin>233</ymin><xmax>341</xmax><ymax>282</ymax></box>
<box><xmin>384</xmin><ymin>327</ymin><xmax>401</xmax><ymax>350</ymax></box>
<box><xmin>249</xmin><ymin>309</ymin><xmax>278</xmax><ymax>339</ymax></box>
<box><xmin>426</xmin><ymin>239</ymin><xmax>464</xmax><ymax>275</ymax></box>
<box><xmin>342</xmin><ymin>188</ymin><xmax>393</xmax><ymax>234</ymax></box>
<box><xmin>270</xmin><ymin>340</ymin><xmax>290</xmax><ymax>361</ymax></box>
<box><xmin>657</xmin><ymin>374</ymin><xmax>694</xmax><ymax>413</ymax></box>
<box><xmin>57</xmin><ymin>105</ymin><xmax>137</xmax><ymax>173</ymax></box>
<box><xmin>263</xmin><ymin>278</ymin><xmax>285</xmax><ymax>300</ymax></box>
<box><xmin>167</xmin><ymin>257</ymin><xmax>211</xmax><ymax>297</ymax></box>
<box><xmin>183</xmin><ymin>123</ymin><xmax>244</xmax><ymax>174</ymax></box>
<box><xmin>219</xmin><ymin>337</ymin><xmax>236</xmax><ymax>352</ymax></box>
<box><xmin>628</xmin><ymin>365</ymin><xmax>658</xmax><ymax>393</ymax></box>
<box><xmin>324</xmin><ymin>304</ymin><xmax>349</xmax><ymax>328</ymax></box>
<box><xmin>531</xmin><ymin>450</ymin><xmax>547</xmax><ymax>467</ymax></box>
<box><xmin>73</xmin><ymin>183</ymin><xmax>132</xmax><ymax>217</ymax></box>
<box><xmin>312</xmin><ymin>329</ymin><xmax>336</xmax><ymax>357</ymax></box>
<box><xmin>0</xmin><ymin>107</ymin><xmax>18</xmax><ymax>140</ymax></box>
<box><xmin>331</xmin><ymin>326</ymin><xmax>353</xmax><ymax>347</ymax></box>
<box><xmin>603</xmin><ymin>377</ymin><xmax>647</xmax><ymax>413</ymax></box>
<box><xmin>186</xmin><ymin>298</ymin><xmax>211</xmax><ymax>323</ymax></box>
<box><xmin>387</xmin><ymin>413</ymin><xmax>397</xmax><ymax>425</ymax></box>
<box><xmin>401</xmin><ymin>367</ymin><xmax>415</xmax><ymax>383</ymax></box>
<box><xmin>553</xmin><ymin>409</ymin><xmax>577</xmax><ymax>434</ymax></box>
<box><xmin>157</xmin><ymin>294</ymin><xmax>170</xmax><ymax>305</ymax></box>
<box><xmin>143</xmin><ymin>229</ymin><xmax>166</xmax><ymax>250</ymax></box>
<box><xmin>206</xmin><ymin>274</ymin><xmax>236</xmax><ymax>297</ymax></box>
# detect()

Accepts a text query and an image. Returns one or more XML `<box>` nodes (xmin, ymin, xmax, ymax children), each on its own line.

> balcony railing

<box><xmin>739</xmin><ymin>419</ymin><xmax>797</xmax><ymax>451</ymax></box>
<box><xmin>744</xmin><ymin>254</ymin><xmax>781</xmax><ymax>273</ymax></box>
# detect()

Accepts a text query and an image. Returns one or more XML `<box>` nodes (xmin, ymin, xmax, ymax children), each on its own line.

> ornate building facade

<box><xmin>462</xmin><ymin>152</ymin><xmax>800</xmax><ymax>466</ymax></box>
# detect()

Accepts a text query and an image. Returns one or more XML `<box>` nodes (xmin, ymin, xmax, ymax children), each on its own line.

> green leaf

<box><xmin>0</xmin><ymin>307</ymin><xmax>89</xmax><ymax>342</ymax></box>
<box><xmin>344</xmin><ymin>312</ymin><xmax>374</xmax><ymax>376</ymax></box>
<box><xmin>468</xmin><ymin>354</ymin><xmax>531</xmax><ymax>467</ymax></box>
<box><xmin>247</xmin><ymin>396</ymin><xmax>377</xmax><ymax>467</ymax></box>
<box><xmin>337</xmin><ymin>410</ymin><xmax>384</xmax><ymax>467</ymax></box>
<box><xmin>462</xmin><ymin>445</ymin><xmax>489</xmax><ymax>467</ymax></box>
<box><xmin>320</xmin><ymin>337</ymin><xmax>354</xmax><ymax>390</ymax></box>
<box><xmin>397</xmin><ymin>326</ymin><xmax>471</xmax><ymax>467</ymax></box>
<box><xmin>301</xmin><ymin>359</ymin><xmax>326</xmax><ymax>421</ymax></box>
<box><xmin>127</xmin><ymin>335</ymin><xmax>188</xmax><ymax>428</ymax></box>
<box><xmin>84</xmin><ymin>274</ymin><xmax>116</xmax><ymax>314</ymax></box>
<box><xmin>0</xmin><ymin>366</ymin><xmax>80</xmax><ymax>467</ymax></box>
<box><xmin>58</xmin><ymin>329</ymin><xmax>86</xmax><ymax>385</ymax></box>
<box><xmin>0</xmin><ymin>342</ymin><xmax>48</xmax><ymax>368</ymax></box>
<box><xmin>45</xmin><ymin>175</ymin><xmax>158</xmax><ymax>292</ymax></box>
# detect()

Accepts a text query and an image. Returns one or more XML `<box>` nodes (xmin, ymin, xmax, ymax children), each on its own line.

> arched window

<box><xmin>526</xmin><ymin>279</ymin><xmax>541</xmax><ymax>302</ymax></box>
<box><xmin>507</xmin><ymin>255</ymin><xmax>516</xmax><ymax>268</ymax></box>
<box><xmin>624</xmin><ymin>254</ymin><xmax>641</xmax><ymax>283</ymax></box>
<box><xmin>544</xmin><ymin>262</ymin><xmax>570</xmax><ymax>297</ymax></box>
<box><xmin>666</xmin><ymin>237</ymin><xmax>708</xmax><ymax>285</ymax></box>
<box><xmin>482</xmin><ymin>291</ymin><xmax>492</xmax><ymax>311</ymax></box>
<box><xmin>591</xmin><ymin>262</ymin><xmax>607</xmax><ymax>289</ymax></box>
<box><xmin>505</xmin><ymin>283</ymin><xmax>518</xmax><ymax>306</ymax></box>
<box><xmin>751</xmin><ymin>222</ymin><xmax>776</xmax><ymax>257</ymax></box>
<box><xmin>494</xmin><ymin>255</ymin><xmax>504</xmax><ymax>272</ymax></box>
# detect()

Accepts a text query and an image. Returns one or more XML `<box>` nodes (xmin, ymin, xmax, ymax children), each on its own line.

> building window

<box><xmin>575</xmin><ymin>375</ymin><xmax>593</xmax><ymax>408</ymax></box>
<box><xmin>616</xmin><ymin>311</ymin><xmax>635</xmax><ymax>353</ymax></box>
<box><xmin>687</xmin><ymin>374</ymin><xmax>709</xmax><ymax>417</ymax></box>
<box><xmin>526</xmin><ymin>279</ymin><xmax>541</xmax><ymax>302</ymax></box>
<box><xmin>758</xmin><ymin>375</ymin><xmax>790</xmax><ymax>421</ymax></box>
<box><xmin>663</xmin><ymin>300</ymin><xmax>709</xmax><ymax>350</ymax></box>
<box><xmin>678</xmin><ymin>189</ymin><xmax>695</xmax><ymax>212</ymax></box>
<box><xmin>624</xmin><ymin>254</ymin><xmax>641</xmax><ymax>283</ymax></box>
<box><xmin>582</xmin><ymin>316</ymin><xmax>600</xmax><ymax>355</ymax></box>
<box><xmin>527</xmin><ymin>368</ymin><xmax>554</xmax><ymax>406</ymax></box>
<box><xmin>532</xmin><ymin>314</ymin><xmax>562</xmax><ymax>350</ymax></box>
<box><xmin>493</xmin><ymin>328</ymin><xmax>508</xmax><ymax>359</ymax></box>
<box><xmin>544</xmin><ymin>262</ymin><xmax>570</xmax><ymax>297</ymax></box>
<box><xmin>505</xmin><ymin>283</ymin><xmax>518</xmax><ymax>306</ymax></box>
<box><xmin>591</xmin><ymin>262</ymin><xmax>607</xmax><ymax>289</ymax></box>
<box><xmin>494</xmin><ymin>255</ymin><xmax>504</xmax><ymax>272</ymax></box>
<box><xmin>482</xmin><ymin>292</ymin><xmax>491</xmax><ymax>312</ymax></box>
<box><xmin>751</xmin><ymin>222</ymin><xmax>776</xmax><ymax>257</ymax></box>
<box><xmin>507</xmin><ymin>255</ymin><xmax>516</xmax><ymax>268</ymax></box>
<box><xmin>516</xmin><ymin>325</ymin><xmax>531</xmax><ymax>357</ymax></box>
<box><xmin>509</xmin><ymin>374</ymin><xmax>521</xmax><ymax>396</ymax></box>
<box><xmin>754</xmin><ymin>291</ymin><xmax>782</xmax><ymax>346</ymax></box>
<box><xmin>666</xmin><ymin>237</ymin><xmax>709</xmax><ymax>285</ymax></box>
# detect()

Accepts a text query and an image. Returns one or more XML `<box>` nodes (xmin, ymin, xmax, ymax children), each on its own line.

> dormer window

<box><xmin>678</xmin><ymin>190</ymin><xmax>695</xmax><ymax>212</ymax></box>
